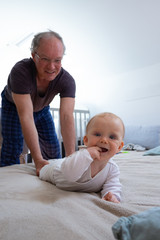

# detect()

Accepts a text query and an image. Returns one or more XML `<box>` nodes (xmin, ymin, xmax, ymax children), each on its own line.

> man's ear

<box><xmin>83</xmin><ymin>135</ymin><xmax>88</xmax><ymax>146</ymax></box>
<box><xmin>31</xmin><ymin>53</ymin><xmax>36</xmax><ymax>62</ymax></box>
<box><xmin>117</xmin><ymin>141</ymin><xmax>124</xmax><ymax>152</ymax></box>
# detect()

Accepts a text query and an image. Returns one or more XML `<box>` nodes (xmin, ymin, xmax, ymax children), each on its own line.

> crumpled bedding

<box><xmin>123</xmin><ymin>143</ymin><xmax>146</xmax><ymax>151</ymax></box>
<box><xmin>143</xmin><ymin>145</ymin><xmax>160</xmax><ymax>156</ymax></box>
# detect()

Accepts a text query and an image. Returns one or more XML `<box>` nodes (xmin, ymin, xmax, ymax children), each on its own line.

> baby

<box><xmin>39</xmin><ymin>112</ymin><xmax>124</xmax><ymax>203</ymax></box>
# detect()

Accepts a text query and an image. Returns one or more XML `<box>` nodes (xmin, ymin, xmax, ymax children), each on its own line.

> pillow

<box><xmin>143</xmin><ymin>145</ymin><xmax>160</xmax><ymax>156</ymax></box>
<box><xmin>112</xmin><ymin>207</ymin><xmax>160</xmax><ymax>240</ymax></box>
<box><xmin>124</xmin><ymin>125</ymin><xmax>160</xmax><ymax>149</ymax></box>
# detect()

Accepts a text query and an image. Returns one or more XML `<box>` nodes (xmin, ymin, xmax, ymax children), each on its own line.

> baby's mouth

<box><xmin>100</xmin><ymin>147</ymin><xmax>108</xmax><ymax>153</ymax></box>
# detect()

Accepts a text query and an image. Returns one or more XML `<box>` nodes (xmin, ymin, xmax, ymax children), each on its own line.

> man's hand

<box><xmin>102</xmin><ymin>192</ymin><xmax>120</xmax><ymax>203</ymax></box>
<box><xmin>87</xmin><ymin>146</ymin><xmax>102</xmax><ymax>161</ymax></box>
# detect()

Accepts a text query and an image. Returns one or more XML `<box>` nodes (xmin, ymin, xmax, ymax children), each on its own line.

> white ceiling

<box><xmin>0</xmin><ymin>0</ymin><xmax>160</xmax><ymax>75</ymax></box>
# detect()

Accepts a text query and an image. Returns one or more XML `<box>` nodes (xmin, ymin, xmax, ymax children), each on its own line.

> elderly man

<box><xmin>0</xmin><ymin>30</ymin><xmax>76</xmax><ymax>175</ymax></box>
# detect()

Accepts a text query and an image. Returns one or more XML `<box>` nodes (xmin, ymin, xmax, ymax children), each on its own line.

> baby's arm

<box><xmin>101</xmin><ymin>162</ymin><xmax>121</xmax><ymax>203</ymax></box>
<box><xmin>102</xmin><ymin>192</ymin><xmax>120</xmax><ymax>203</ymax></box>
<box><xmin>60</xmin><ymin>149</ymin><xmax>93</xmax><ymax>181</ymax></box>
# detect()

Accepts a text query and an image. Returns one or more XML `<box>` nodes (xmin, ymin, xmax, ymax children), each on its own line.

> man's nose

<box><xmin>48</xmin><ymin>60</ymin><xmax>56</xmax><ymax>69</ymax></box>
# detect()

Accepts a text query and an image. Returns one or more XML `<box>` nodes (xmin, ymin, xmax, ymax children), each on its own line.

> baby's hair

<box><xmin>86</xmin><ymin>112</ymin><xmax>125</xmax><ymax>138</ymax></box>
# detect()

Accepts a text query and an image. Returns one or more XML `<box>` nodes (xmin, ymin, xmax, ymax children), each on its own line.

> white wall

<box><xmin>0</xmin><ymin>0</ymin><xmax>160</xmax><ymax>126</ymax></box>
<box><xmin>90</xmin><ymin>62</ymin><xmax>160</xmax><ymax>126</ymax></box>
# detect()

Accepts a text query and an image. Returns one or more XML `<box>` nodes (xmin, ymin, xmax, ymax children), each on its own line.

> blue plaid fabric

<box><xmin>0</xmin><ymin>90</ymin><xmax>61</xmax><ymax>167</ymax></box>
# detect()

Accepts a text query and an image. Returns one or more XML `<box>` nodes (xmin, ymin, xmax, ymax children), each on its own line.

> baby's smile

<box><xmin>100</xmin><ymin>147</ymin><xmax>108</xmax><ymax>152</ymax></box>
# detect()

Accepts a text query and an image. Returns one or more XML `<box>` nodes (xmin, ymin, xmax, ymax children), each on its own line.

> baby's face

<box><xmin>84</xmin><ymin>116</ymin><xmax>124</xmax><ymax>160</ymax></box>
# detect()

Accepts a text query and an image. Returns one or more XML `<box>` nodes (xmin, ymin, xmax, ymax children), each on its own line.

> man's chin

<box><xmin>45</xmin><ymin>73</ymin><xmax>57</xmax><ymax>81</ymax></box>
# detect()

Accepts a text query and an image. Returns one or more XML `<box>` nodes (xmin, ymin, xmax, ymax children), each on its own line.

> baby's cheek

<box><xmin>112</xmin><ymin>143</ymin><xmax>120</xmax><ymax>152</ymax></box>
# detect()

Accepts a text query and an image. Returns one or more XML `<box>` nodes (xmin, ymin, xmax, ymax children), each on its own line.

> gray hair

<box><xmin>30</xmin><ymin>30</ymin><xmax>66</xmax><ymax>54</ymax></box>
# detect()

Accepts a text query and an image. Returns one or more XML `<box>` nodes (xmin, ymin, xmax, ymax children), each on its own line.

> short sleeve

<box><xmin>9</xmin><ymin>59</ymin><xmax>35</xmax><ymax>94</ymax></box>
<box><xmin>59</xmin><ymin>70</ymin><xmax>76</xmax><ymax>98</ymax></box>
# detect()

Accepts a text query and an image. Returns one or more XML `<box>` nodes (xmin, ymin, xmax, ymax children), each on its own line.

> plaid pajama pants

<box><xmin>0</xmin><ymin>91</ymin><xmax>61</xmax><ymax>167</ymax></box>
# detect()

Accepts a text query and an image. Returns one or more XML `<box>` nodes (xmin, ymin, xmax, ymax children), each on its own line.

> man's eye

<box><xmin>55</xmin><ymin>59</ymin><xmax>61</xmax><ymax>63</ymax></box>
<box><xmin>42</xmin><ymin>58</ymin><xmax>50</xmax><ymax>62</ymax></box>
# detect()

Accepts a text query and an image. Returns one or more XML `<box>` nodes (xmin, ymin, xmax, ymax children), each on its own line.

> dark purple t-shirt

<box><xmin>4</xmin><ymin>58</ymin><xmax>76</xmax><ymax>112</ymax></box>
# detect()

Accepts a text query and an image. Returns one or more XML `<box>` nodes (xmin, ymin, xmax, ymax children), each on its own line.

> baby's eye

<box><xmin>94</xmin><ymin>132</ymin><xmax>101</xmax><ymax>137</ymax></box>
<box><xmin>109</xmin><ymin>135</ymin><xmax>116</xmax><ymax>140</ymax></box>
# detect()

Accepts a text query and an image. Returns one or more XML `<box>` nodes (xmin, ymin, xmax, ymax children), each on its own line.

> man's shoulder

<box><xmin>13</xmin><ymin>58</ymin><xmax>33</xmax><ymax>68</ymax></box>
<box><xmin>12</xmin><ymin>58</ymin><xmax>35</xmax><ymax>74</ymax></box>
<box><xmin>60</xmin><ymin>68</ymin><xmax>75</xmax><ymax>81</ymax></box>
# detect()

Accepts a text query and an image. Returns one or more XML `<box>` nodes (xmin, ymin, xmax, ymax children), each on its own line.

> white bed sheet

<box><xmin>0</xmin><ymin>151</ymin><xmax>160</xmax><ymax>240</ymax></box>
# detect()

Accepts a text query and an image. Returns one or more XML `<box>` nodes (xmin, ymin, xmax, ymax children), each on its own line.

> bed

<box><xmin>1</xmin><ymin>150</ymin><xmax>160</xmax><ymax>240</ymax></box>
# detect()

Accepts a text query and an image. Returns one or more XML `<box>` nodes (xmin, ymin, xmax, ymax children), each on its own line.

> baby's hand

<box><xmin>102</xmin><ymin>192</ymin><xmax>120</xmax><ymax>203</ymax></box>
<box><xmin>87</xmin><ymin>146</ymin><xmax>102</xmax><ymax>161</ymax></box>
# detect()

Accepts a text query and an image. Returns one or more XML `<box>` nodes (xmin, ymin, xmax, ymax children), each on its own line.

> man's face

<box><xmin>32</xmin><ymin>37</ymin><xmax>64</xmax><ymax>81</ymax></box>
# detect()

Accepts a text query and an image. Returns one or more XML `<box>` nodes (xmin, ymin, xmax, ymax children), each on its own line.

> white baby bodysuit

<box><xmin>39</xmin><ymin>149</ymin><xmax>121</xmax><ymax>201</ymax></box>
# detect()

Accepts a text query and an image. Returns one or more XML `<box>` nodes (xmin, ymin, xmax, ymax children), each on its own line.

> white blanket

<box><xmin>0</xmin><ymin>151</ymin><xmax>160</xmax><ymax>240</ymax></box>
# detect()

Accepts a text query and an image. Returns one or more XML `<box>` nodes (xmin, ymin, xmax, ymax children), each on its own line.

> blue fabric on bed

<box><xmin>143</xmin><ymin>145</ymin><xmax>160</xmax><ymax>156</ymax></box>
<box><xmin>112</xmin><ymin>207</ymin><xmax>160</xmax><ymax>240</ymax></box>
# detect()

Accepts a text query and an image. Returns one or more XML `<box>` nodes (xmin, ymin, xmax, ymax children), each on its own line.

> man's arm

<box><xmin>59</xmin><ymin>97</ymin><xmax>76</xmax><ymax>156</ymax></box>
<box><xmin>12</xmin><ymin>93</ymin><xmax>48</xmax><ymax>175</ymax></box>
